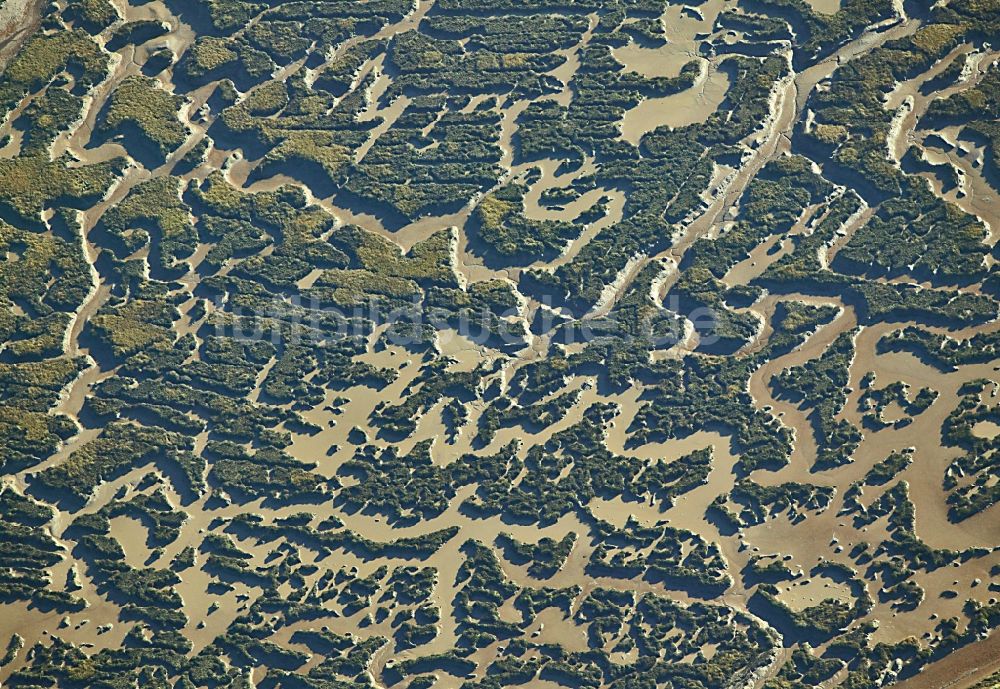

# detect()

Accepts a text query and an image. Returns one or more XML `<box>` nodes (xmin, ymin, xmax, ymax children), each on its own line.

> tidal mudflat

<box><xmin>0</xmin><ymin>0</ymin><xmax>999</xmax><ymax>688</ymax></box>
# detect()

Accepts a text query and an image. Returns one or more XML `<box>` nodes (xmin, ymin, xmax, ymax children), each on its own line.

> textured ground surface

<box><xmin>0</xmin><ymin>0</ymin><xmax>999</xmax><ymax>688</ymax></box>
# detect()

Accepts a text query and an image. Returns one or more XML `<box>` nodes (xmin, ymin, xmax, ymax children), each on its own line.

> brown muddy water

<box><xmin>619</xmin><ymin>61</ymin><xmax>732</xmax><ymax>145</ymax></box>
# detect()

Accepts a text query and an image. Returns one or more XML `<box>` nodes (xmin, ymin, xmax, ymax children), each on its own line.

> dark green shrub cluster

<box><xmin>878</xmin><ymin>325</ymin><xmax>1000</xmax><ymax>370</ymax></box>
<box><xmin>497</xmin><ymin>531</ymin><xmax>576</xmax><ymax>579</ymax></box>
<box><xmin>473</xmin><ymin>180</ymin><xmax>579</xmax><ymax>262</ymax></box>
<box><xmin>0</xmin><ymin>487</ymin><xmax>85</xmax><ymax>613</ymax></box>
<box><xmin>711</xmin><ymin>479</ymin><xmax>834</xmax><ymax>528</ymax></box>
<box><xmin>33</xmin><ymin>422</ymin><xmax>193</xmax><ymax>504</ymax></box>
<box><xmin>772</xmin><ymin>329</ymin><xmax>861</xmax><ymax>469</ymax></box>
<box><xmin>859</xmin><ymin>381</ymin><xmax>936</xmax><ymax>429</ymax></box>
